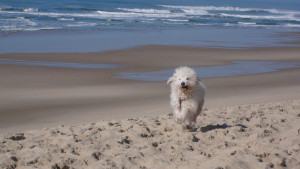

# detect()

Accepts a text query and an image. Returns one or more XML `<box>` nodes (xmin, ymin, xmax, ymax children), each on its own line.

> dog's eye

<box><xmin>186</xmin><ymin>78</ymin><xmax>189</xmax><ymax>80</ymax></box>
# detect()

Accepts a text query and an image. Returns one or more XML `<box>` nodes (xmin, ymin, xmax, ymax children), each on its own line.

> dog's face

<box><xmin>167</xmin><ymin>67</ymin><xmax>199</xmax><ymax>93</ymax></box>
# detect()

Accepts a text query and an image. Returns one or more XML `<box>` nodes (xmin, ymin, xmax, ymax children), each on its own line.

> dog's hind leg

<box><xmin>192</xmin><ymin>101</ymin><xmax>204</xmax><ymax>123</ymax></box>
<box><xmin>192</xmin><ymin>108</ymin><xmax>201</xmax><ymax>123</ymax></box>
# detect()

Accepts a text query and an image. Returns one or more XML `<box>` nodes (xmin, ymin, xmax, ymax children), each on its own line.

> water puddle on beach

<box><xmin>0</xmin><ymin>59</ymin><xmax>119</xmax><ymax>69</ymax></box>
<box><xmin>117</xmin><ymin>61</ymin><xmax>300</xmax><ymax>82</ymax></box>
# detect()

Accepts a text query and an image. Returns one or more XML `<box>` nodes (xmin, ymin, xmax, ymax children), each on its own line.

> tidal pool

<box><xmin>0</xmin><ymin>59</ymin><xmax>119</xmax><ymax>69</ymax></box>
<box><xmin>117</xmin><ymin>61</ymin><xmax>300</xmax><ymax>81</ymax></box>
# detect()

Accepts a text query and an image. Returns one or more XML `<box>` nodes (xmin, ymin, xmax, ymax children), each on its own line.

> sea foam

<box><xmin>117</xmin><ymin>8</ymin><xmax>171</xmax><ymax>14</ymax></box>
<box><xmin>23</xmin><ymin>8</ymin><xmax>38</xmax><ymax>12</ymax></box>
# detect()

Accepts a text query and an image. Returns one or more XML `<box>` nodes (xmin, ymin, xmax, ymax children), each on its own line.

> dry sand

<box><xmin>1</xmin><ymin>46</ymin><xmax>300</xmax><ymax>133</ymax></box>
<box><xmin>0</xmin><ymin>100</ymin><xmax>299</xmax><ymax>169</ymax></box>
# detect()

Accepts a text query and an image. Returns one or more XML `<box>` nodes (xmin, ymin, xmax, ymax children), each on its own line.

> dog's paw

<box><xmin>175</xmin><ymin>117</ymin><xmax>183</xmax><ymax>123</ymax></box>
<box><xmin>185</xmin><ymin>122</ymin><xmax>196</xmax><ymax>131</ymax></box>
<box><xmin>186</xmin><ymin>125</ymin><xmax>193</xmax><ymax>130</ymax></box>
<box><xmin>181</xmin><ymin>124</ymin><xmax>195</xmax><ymax>132</ymax></box>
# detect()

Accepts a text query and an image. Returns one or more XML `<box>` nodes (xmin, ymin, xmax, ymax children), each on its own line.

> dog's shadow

<box><xmin>189</xmin><ymin>123</ymin><xmax>247</xmax><ymax>132</ymax></box>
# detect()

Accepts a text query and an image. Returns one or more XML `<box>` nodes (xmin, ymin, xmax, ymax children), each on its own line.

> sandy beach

<box><xmin>1</xmin><ymin>100</ymin><xmax>299</xmax><ymax>169</ymax></box>
<box><xmin>1</xmin><ymin>46</ymin><xmax>300</xmax><ymax>133</ymax></box>
<box><xmin>0</xmin><ymin>45</ymin><xmax>300</xmax><ymax>168</ymax></box>
<box><xmin>1</xmin><ymin>0</ymin><xmax>300</xmax><ymax>168</ymax></box>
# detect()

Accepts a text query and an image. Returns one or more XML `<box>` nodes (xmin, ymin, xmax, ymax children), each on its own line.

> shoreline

<box><xmin>0</xmin><ymin>45</ymin><xmax>300</xmax><ymax>133</ymax></box>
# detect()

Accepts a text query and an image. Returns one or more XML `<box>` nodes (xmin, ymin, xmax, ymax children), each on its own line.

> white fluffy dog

<box><xmin>167</xmin><ymin>66</ymin><xmax>206</xmax><ymax>129</ymax></box>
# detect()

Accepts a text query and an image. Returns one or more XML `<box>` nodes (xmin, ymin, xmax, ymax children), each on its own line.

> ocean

<box><xmin>0</xmin><ymin>0</ymin><xmax>300</xmax><ymax>53</ymax></box>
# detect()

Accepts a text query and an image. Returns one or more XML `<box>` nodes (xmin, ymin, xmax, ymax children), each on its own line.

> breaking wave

<box><xmin>0</xmin><ymin>4</ymin><xmax>299</xmax><ymax>32</ymax></box>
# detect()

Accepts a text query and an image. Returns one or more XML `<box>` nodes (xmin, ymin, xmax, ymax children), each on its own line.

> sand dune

<box><xmin>1</xmin><ymin>100</ymin><xmax>299</xmax><ymax>169</ymax></box>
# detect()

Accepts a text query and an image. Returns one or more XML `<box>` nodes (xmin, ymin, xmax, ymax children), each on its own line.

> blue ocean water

<box><xmin>1</xmin><ymin>0</ymin><xmax>300</xmax><ymax>32</ymax></box>
<box><xmin>0</xmin><ymin>0</ymin><xmax>300</xmax><ymax>53</ymax></box>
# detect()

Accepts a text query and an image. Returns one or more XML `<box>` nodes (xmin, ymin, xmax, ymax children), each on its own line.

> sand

<box><xmin>1</xmin><ymin>46</ymin><xmax>300</xmax><ymax>133</ymax></box>
<box><xmin>0</xmin><ymin>45</ymin><xmax>300</xmax><ymax>168</ymax></box>
<box><xmin>0</xmin><ymin>100</ymin><xmax>299</xmax><ymax>169</ymax></box>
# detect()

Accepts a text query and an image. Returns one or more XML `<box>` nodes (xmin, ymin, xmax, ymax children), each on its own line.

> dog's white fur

<box><xmin>167</xmin><ymin>66</ymin><xmax>206</xmax><ymax>129</ymax></box>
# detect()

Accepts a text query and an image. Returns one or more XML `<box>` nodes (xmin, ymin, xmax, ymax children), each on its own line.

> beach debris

<box><xmin>8</xmin><ymin>133</ymin><xmax>25</xmax><ymax>141</ymax></box>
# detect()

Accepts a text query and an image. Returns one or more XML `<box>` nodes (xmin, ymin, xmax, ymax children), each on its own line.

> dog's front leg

<box><xmin>175</xmin><ymin>108</ymin><xmax>188</xmax><ymax>124</ymax></box>
<box><xmin>173</xmin><ymin>108</ymin><xmax>182</xmax><ymax>123</ymax></box>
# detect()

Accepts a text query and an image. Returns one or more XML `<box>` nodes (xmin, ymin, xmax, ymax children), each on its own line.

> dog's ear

<box><xmin>167</xmin><ymin>76</ymin><xmax>174</xmax><ymax>84</ymax></box>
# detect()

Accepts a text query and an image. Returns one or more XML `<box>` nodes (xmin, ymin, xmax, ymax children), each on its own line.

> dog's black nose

<box><xmin>181</xmin><ymin>82</ymin><xmax>185</xmax><ymax>86</ymax></box>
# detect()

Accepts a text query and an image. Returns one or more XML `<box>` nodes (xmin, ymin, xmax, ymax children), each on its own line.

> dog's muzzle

<box><xmin>181</xmin><ymin>82</ymin><xmax>188</xmax><ymax>91</ymax></box>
